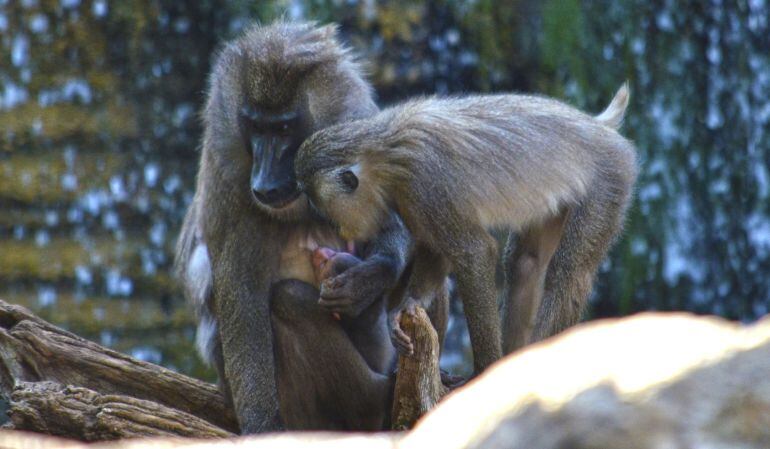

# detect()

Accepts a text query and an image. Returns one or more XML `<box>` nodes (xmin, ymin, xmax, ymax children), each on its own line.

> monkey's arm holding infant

<box><xmin>311</xmin><ymin>245</ymin><xmax>379</xmax><ymax>325</ymax></box>
<box><xmin>317</xmin><ymin>213</ymin><xmax>410</xmax><ymax>318</ymax></box>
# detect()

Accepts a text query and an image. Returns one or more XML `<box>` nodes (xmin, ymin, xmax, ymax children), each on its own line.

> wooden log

<box><xmin>390</xmin><ymin>306</ymin><xmax>449</xmax><ymax>430</ymax></box>
<box><xmin>0</xmin><ymin>299</ymin><xmax>453</xmax><ymax>438</ymax></box>
<box><xmin>8</xmin><ymin>381</ymin><xmax>234</xmax><ymax>440</ymax></box>
<box><xmin>0</xmin><ymin>300</ymin><xmax>238</xmax><ymax>434</ymax></box>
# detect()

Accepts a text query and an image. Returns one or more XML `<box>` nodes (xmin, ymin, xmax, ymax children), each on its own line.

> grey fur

<box><xmin>175</xmin><ymin>21</ymin><xmax>422</xmax><ymax>432</ymax></box>
<box><xmin>296</xmin><ymin>85</ymin><xmax>637</xmax><ymax>373</ymax></box>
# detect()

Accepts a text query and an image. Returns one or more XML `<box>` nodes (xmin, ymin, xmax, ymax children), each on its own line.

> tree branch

<box><xmin>8</xmin><ymin>381</ymin><xmax>233</xmax><ymax>440</ymax></box>
<box><xmin>0</xmin><ymin>300</ymin><xmax>238</xmax><ymax>435</ymax></box>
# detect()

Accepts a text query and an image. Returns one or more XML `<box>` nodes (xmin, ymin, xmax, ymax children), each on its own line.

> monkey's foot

<box><xmin>389</xmin><ymin>298</ymin><xmax>422</xmax><ymax>355</ymax></box>
<box><xmin>390</xmin><ymin>313</ymin><xmax>414</xmax><ymax>355</ymax></box>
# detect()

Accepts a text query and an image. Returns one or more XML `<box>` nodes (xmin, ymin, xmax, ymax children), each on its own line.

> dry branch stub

<box><xmin>391</xmin><ymin>306</ymin><xmax>448</xmax><ymax>430</ymax></box>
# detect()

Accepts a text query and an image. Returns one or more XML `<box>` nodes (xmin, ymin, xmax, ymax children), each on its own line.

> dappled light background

<box><xmin>1</xmin><ymin>0</ymin><xmax>768</xmax><ymax>380</ymax></box>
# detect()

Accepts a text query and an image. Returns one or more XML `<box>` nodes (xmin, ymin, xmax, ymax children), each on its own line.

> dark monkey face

<box><xmin>238</xmin><ymin>105</ymin><xmax>309</xmax><ymax>212</ymax></box>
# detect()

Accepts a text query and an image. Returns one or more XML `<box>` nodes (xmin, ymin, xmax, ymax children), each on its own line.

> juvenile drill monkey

<box><xmin>175</xmin><ymin>22</ymin><xmax>430</xmax><ymax>432</ymax></box>
<box><xmin>296</xmin><ymin>85</ymin><xmax>637</xmax><ymax>374</ymax></box>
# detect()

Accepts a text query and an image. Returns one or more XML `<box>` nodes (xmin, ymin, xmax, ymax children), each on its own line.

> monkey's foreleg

<box><xmin>389</xmin><ymin>246</ymin><xmax>449</xmax><ymax>355</ymax></box>
<box><xmin>451</xmin><ymin>233</ymin><xmax>502</xmax><ymax>374</ymax></box>
<box><xmin>502</xmin><ymin>210</ymin><xmax>569</xmax><ymax>354</ymax></box>
<box><xmin>206</xmin><ymin>210</ymin><xmax>285</xmax><ymax>434</ymax></box>
<box><xmin>425</xmin><ymin>279</ymin><xmax>450</xmax><ymax>355</ymax></box>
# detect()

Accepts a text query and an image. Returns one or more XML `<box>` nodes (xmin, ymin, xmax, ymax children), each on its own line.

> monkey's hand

<box><xmin>388</xmin><ymin>298</ymin><xmax>419</xmax><ymax>355</ymax></box>
<box><xmin>318</xmin><ymin>257</ymin><xmax>396</xmax><ymax>318</ymax></box>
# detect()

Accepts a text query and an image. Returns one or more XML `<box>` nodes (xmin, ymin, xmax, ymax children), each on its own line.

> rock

<box><xmin>402</xmin><ymin>312</ymin><xmax>770</xmax><ymax>449</ymax></box>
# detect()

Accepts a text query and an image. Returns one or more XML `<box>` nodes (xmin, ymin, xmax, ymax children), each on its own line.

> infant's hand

<box><xmin>312</xmin><ymin>247</ymin><xmax>362</xmax><ymax>284</ymax></box>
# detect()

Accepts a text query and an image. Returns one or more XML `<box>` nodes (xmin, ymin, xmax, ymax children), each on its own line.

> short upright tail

<box><xmin>595</xmin><ymin>82</ymin><xmax>629</xmax><ymax>130</ymax></box>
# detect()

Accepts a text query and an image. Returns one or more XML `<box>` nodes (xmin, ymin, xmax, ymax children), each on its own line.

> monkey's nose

<box><xmin>252</xmin><ymin>182</ymin><xmax>299</xmax><ymax>208</ymax></box>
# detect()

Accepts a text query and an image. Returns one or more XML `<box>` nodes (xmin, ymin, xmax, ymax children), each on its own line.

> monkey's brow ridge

<box><xmin>241</xmin><ymin>106</ymin><xmax>298</xmax><ymax>123</ymax></box>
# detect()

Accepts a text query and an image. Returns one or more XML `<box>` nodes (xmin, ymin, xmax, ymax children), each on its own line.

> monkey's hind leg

<box><xmin>501</xmin><ymin>210</ymin><xmax>569</xmax><ymax>354</ymax></box>
<box><xmin>530</xmin><ymin>168</ymin><xmax>634</xmax><ymax>344</ymax></box>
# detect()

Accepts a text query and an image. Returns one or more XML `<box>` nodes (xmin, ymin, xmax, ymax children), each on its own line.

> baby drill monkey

<box><xmin>312</xmin><ymin>246</ymin><xmax>359</xmax><ymax>320</ymax></box>
<box><xmin>296</xmin><ymin>85</ymin><xmax>637</xmax><ymax>374</ymax></box>
<box><xmin>310</xmin><ymin>245</ymin><xmax>395</xmax><ymax>373</ymax></box>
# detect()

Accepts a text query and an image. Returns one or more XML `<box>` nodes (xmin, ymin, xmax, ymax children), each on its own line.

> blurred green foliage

<box><xmin>0</xmin><ymin>0</ymin><xmax>768</xmax><ymax>379</ymax></box>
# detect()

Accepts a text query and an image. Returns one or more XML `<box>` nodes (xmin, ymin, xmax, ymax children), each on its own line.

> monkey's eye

<box><xmin>276</xmin><ymin>122</ymin><xmax>291</xmax><ymax>135</ymax></box>
<box><xmin>339</xmin><ymin>170</ymin><xmax>358</xmax><ymax>192</ymax></box>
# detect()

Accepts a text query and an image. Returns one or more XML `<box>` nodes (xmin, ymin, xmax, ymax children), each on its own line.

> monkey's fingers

<box><xmin>319</xmin><ymin>278</ymin><xmax>352</xmax><ymax>301</ymax></box>
<box><xmin>321</xmin><ymin>275</ymin><xmax>347</xmax><ymax>292</ymax></box>
<box><xmin>318</xmin><ymin>297</ymin><xmax>352</xmax><ymax>313</ymax></box>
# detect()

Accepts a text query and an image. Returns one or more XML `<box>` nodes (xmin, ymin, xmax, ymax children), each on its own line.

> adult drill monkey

<box><xmin>296</xmin><ymin>85</ymin><xmax>637</xmax><ymax>374</ymax></box>
<box><xmin>174</xmin><ymin>22</ymin><xmax>444</xmax><ymax>432</ymax></box>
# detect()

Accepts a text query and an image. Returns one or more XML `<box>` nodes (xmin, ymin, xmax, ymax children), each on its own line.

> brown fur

<box><xmin>297</xmin><ymin>85</ymin><xmax>637</xmax><ymax>373</ymax></box>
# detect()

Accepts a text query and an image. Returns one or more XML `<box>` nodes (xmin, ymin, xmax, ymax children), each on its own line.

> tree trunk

<box><xmin>2</xmin><ymin>310</ymin><xmax>769</xmax><ymax>449</ymax></box>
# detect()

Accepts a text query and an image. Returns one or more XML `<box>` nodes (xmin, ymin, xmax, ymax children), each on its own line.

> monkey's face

<box><xmin>237</xmin><ymin>103</ymin><xmax>311</xmax><ymax>220</ymax></box>
<box><xmin>219</xmin><ymin>58</ymin><xmax>315</xmax><ymax>221</ymax></box>
<box><xmin>208</xmin><ymin>24</ymin><xmax>380</xmax><ymax>223</ymax></box>
<box><xmin>302</xmin><ymin>163</ymin><xmax>388</xmax><ymax>242</ymax></box>
<box><xmin>296</xmin><ymin>132</ymin><xmax>390</xmax><ymax>242</ymax></box>
<box><xmin>211</xmin><ymin>45</ymin><xmax>319</xmax><ymax>222</ymax></box>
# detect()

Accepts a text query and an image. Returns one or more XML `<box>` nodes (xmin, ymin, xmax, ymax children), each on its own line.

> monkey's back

<box><xmin>382</xmin><ymin>94</ymin><xmax>636</xmax><ymax>231</ymax></box>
